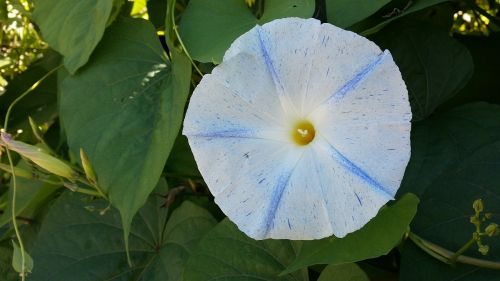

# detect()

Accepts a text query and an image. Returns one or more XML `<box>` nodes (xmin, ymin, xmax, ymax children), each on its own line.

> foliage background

<box><xmin>0</xmin><ymin>0</ymin><xmax>499</xmax><ymax>280</ymax></box>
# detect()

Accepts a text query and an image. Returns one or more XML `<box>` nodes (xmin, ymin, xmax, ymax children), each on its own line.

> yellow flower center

<box><xmin>291</xmin><ymin>120</ymin><xmax>315</xmax><ymax>146</ymax></box>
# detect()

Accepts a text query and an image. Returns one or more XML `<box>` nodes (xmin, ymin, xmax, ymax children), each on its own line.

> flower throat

<box><xmin>291</xmin><ymin>120</ymin><xmax>315</xmax><ymax>145</ymax></box>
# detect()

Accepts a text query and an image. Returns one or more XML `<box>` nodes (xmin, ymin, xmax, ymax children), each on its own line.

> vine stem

<box><xmin>2</xmin><ymin>64</ymin><xmax>61</xmax><ymax>280</ymax></box>
<box><xmin>3</xmin><ymin>64</ymin><xmax>62</xmax><ymax>131</ymax></box>
<box><xmin>76</xmin><ymin>177</ymin><xmax>107</xmax><ymax>199</ymax></box>
<box><xmin>408</xmin><ymin>232</ymin><xmax>500</xmax><ymax>270</ymax></box>
<box><xmin>450</xmin><ymin>237</ymin><xmax>476</xmax><ymax>263</ymax></box>
<box><xmin>170</xmin><ymin>0</ymin><xmax>203</xmax><ymax>77</ymax></box>
<box><xmin>6</xmin><ymin>149</ymin><xmax>26</xmax><ymax>281</ymax></box>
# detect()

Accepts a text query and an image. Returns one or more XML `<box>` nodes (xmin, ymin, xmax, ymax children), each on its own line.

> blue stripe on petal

<box><xmin>263</xmin><ymin>169</ymin><xmax>294</xmax><ymax>235</ymax></box>
<box><xmin>261</xmin><ymin>151</ymin><xmax>306</xmax><ymax>236</ymax></box>
<box><xmin>256</xmin><ymin>27</ymin><xmax>285</xmax><ymax>94</ymax></box>
<box><xmin>324</xmin><ymin>140</ymin><xmax>394</xmax><ymax>199</ymax></box>
<box><xmin>327</xmin><ymin>50</ymin><xmax>389</xmax><ymax>103</ymax></box>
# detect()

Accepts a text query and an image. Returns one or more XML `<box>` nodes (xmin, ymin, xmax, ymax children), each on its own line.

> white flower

<box><xmin>183</xmin><ymin>18</ymin><xmax>411</xmax><ymax>240</ymax></box>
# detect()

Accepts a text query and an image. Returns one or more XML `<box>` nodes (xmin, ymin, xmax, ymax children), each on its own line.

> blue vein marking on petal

<box><xmin>354</xmin><ymin>192</ymin><xmax>362</xmax><ymax>206</ymax></box>
<box><xmin>262</xmin><ymin>152</ymin><xmax>303</xmax><ymax>236</ymax></box>
<box><xmin>256</xmin><ymin>27</ymin><xmax>285</xmax><ymax>95</ymax></box>
<box><xmin>263</xmin><ymin>171</ymin><xmax>293</xmax><ymax>236</ymax></box>
<box><xmin>323</xmin><ymin>139</ymin><xmax>394</xmax><ymax>199</ymax></box>
<box><xmin>326</xmin><ymin>50</ymin><xmax>389</xmax><ymax>104</ymax></box>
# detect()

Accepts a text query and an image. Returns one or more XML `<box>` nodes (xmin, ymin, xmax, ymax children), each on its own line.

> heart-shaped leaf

<box><xmin>59</xmin><ymin>17</ymin><xmax>191</xmax><ymax>244</ymax></box>
<box><xmin>29</xmin><ymin>180</ymin><xmax>216</xmax><ymax>280</ymax></box>
<box><xmin>32</xmin><ymin>0</ymin><xmax>116</xmax><ymax>74</ymax></box>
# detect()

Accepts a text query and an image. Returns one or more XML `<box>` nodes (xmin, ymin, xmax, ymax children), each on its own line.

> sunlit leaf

<box><xmin>59</xmin><ymin>17</ymin><xmax>191</xmax><ymax>248</ymax></box>
<box><xmin>32</xmin><ymin>0</ymin><xmax>115</xmax><ymax>74</ymax></box>
<box><xmin>11</xmin><ymin>240</ymin><xmax>33</xmax><ymax>275</ymax></box>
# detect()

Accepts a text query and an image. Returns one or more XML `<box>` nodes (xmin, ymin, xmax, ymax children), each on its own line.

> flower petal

<box><xmin>301</xmin><ymin>21</ymin><xmax>384</xmax><ymax>114</ymax></box>
<box><xmin>224</xmin><ymin>18</ymin><xmax>322</xmax><ymax>117</ymax></box>
<box><xmin>224</xmin><ymin>18</ymin><xmax>386</xmax><ymax>116</ymax></box>
<box><xmin>183</xmin><ymin>54</ymin><xmax>289</xmax><ymax>142</ymax></box>
<box><xmin>184</xmin><ymin>17</ymin><xmax>412</xmax><ymax>240</ymax></box>
<box><xmin>310</xmin><ymin>50</ymin><xmax>411</xmax><ymax>197</ymax></box>
<box><xmin>187</xmin><ymin>136</ymin><xmax>302</xmax><ymax>239</ymax></box>
<box><xmin>262</xmin><ymin>148</ymin><xmax>334</xmax><ymax>239</ymax></box>
<box><xmin>310</xmin><ymin>136</ymin><xmax>393</xmax><ymax>238</ymax></box>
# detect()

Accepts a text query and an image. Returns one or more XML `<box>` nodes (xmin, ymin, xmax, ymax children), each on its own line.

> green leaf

<box><xmin>372</xmin><ymin>20</ymin><xmax>473</xmax><ymax>121</ymax></box>
<box><xmin>59</xmin><ymin>17</ymin><xmax>191</xmax><ymax>247</ymax></box>
<box><xmin>179</xmin><ymin>0</ymin><xmax>315</xmax><ymax>64</ymax></box>
<box><xmin>326</xmin><ymin>0</ymin><xmax>390</xmax><ymax>28</ymax></box>
<box><xmin>11</xmin><ymin>240</ymin><xmax>33</xmax><ymax>275</ymax></box>
<box><xmin>283</xmin><ymin>193</ymin><xmax>419</xmax><ymax>274</ymax></box>
<box><xmin>165</xmin><ymin>135</ymin><xmax>201</xmax><ymax>178</ymax></box>
<box><xmin>361</xmin><ymin>0</ymin><xmax>451</xmax><ymax>35</ymax></box>
<box><xmin>439</xmin><ymin>34</ymin><xmax>500</xmax><ymax>109</ymax></box>
<box><xmin>318</xmin><ymin>263</ymin><xmax>369</xmax><ymax>281</ymax></box>
<box><xmin>32</xmin><ymin>0</ymin><xmax>115</xmax><ymax>74</ymax></box>
<box><xmin>183</xmin><ymin>219</ymin><xmax>309</xmax><ymax>281</ymax></box>
<box><xmin>29</xmin><ymin>181</ymin><xmax>217</xmax><ymax>280</ymax></box>
<box><xmin>147</xmin><ymin>0</ymin><xmax>167</xmax><ymax>29</ymax></box>
<box><xmin>398</xmin><ymin>103</ymin><xmax>500</xmax><ymax>281</ymax></box>
<box><xmin>0</xmin><ymin>161</ymin><xmax>60</xmax><ymax>228</ymax></box>
<box><xmin>0</xmin><ymin>243</ymin><xmax>18</xmax><ymax>281</ymax></box>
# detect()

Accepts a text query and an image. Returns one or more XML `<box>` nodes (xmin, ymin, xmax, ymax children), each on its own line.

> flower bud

<box><xmin>473</xmin><ymin>232</ymin><xmax>481</xmax><ymax>241</ymax></box>
<box><xmin>473</xmin><ymin>199</ymin><xmax>483</xmax><ymax>213</ymax></box>
<box><xmin>470</xmin><ymin>215</ymin><xmax>480</xmax><ymax>225</ymax></box>
<box><xmin>80</xmin><ymin>148</ymin><xmax>97</xmax><ymax>184</ymax></box>
<box><xmin>245</xmin><ymin>0</ymin><xmax>256</xmax><ymax>7</ymax></box>
<box><xmin>1</xmin><ymin>132</ymin><xmax>77</xmax><ymax>180</ymax></box>
<box><xmin>28</xmin><ymin>117</ymin><xmax>48</xmax><ymax>142</ymax></box>
<box><xmin>478</xmin><ymin>244</ymin><xmax>489</xmax><ymax>255</ymax></box>
<box><xmin>485</xmin><ymin>223</ymin><xmax>499</xmax><ymax>237</ymax></box>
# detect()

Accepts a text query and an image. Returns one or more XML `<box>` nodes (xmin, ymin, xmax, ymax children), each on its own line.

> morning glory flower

<box><xmin>183</xmin><ymin>18</ymin><xmax>411</xmax><ymax>240</ymax></box>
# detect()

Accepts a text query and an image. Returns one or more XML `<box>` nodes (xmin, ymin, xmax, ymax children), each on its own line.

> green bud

<box><xmin>473</xmin><ymin>199</ymin><xmax>484</xmax><ymax>213</ymax></box>
<box><xmin>485</xmin><ymin>223</ymin><xmax>499</xmax><ymax>237</ymax></box>
<box><xmin>478</xmin><ymin>244</ymin><xmax>489</xmax><ymax>256</ymax></box>
<box><xmin>484</xmin><ymin>213</ymin><xmax>493</xmax><ymax>219</ymax></box>
<box><xmin>245</xmin><ymin>0</ymin><xmax>256</xmax><ymax>7</ymax></box>
<box><xmin>470</xmin><ymin>215</ymin><xmax>480</xmax><ymax>225</ymax></box>
<box><xmin>1</xmin><ymin>132</ymin><xmax>77</xmax><ymax>180</ymax></box>
<box><xmin>28</xmin><ymin>117</ymin><xmax>44</xmax><ymax>142</ymax></box>
<box><xmin>80</xmin><ymin>148</ymin><xmax>97</xmax><ymax>184</ymax></box>
<box><xmin>473</xmin><ymin>232</ymin><xmax>481</xmax><ymax>241</ymax></box>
